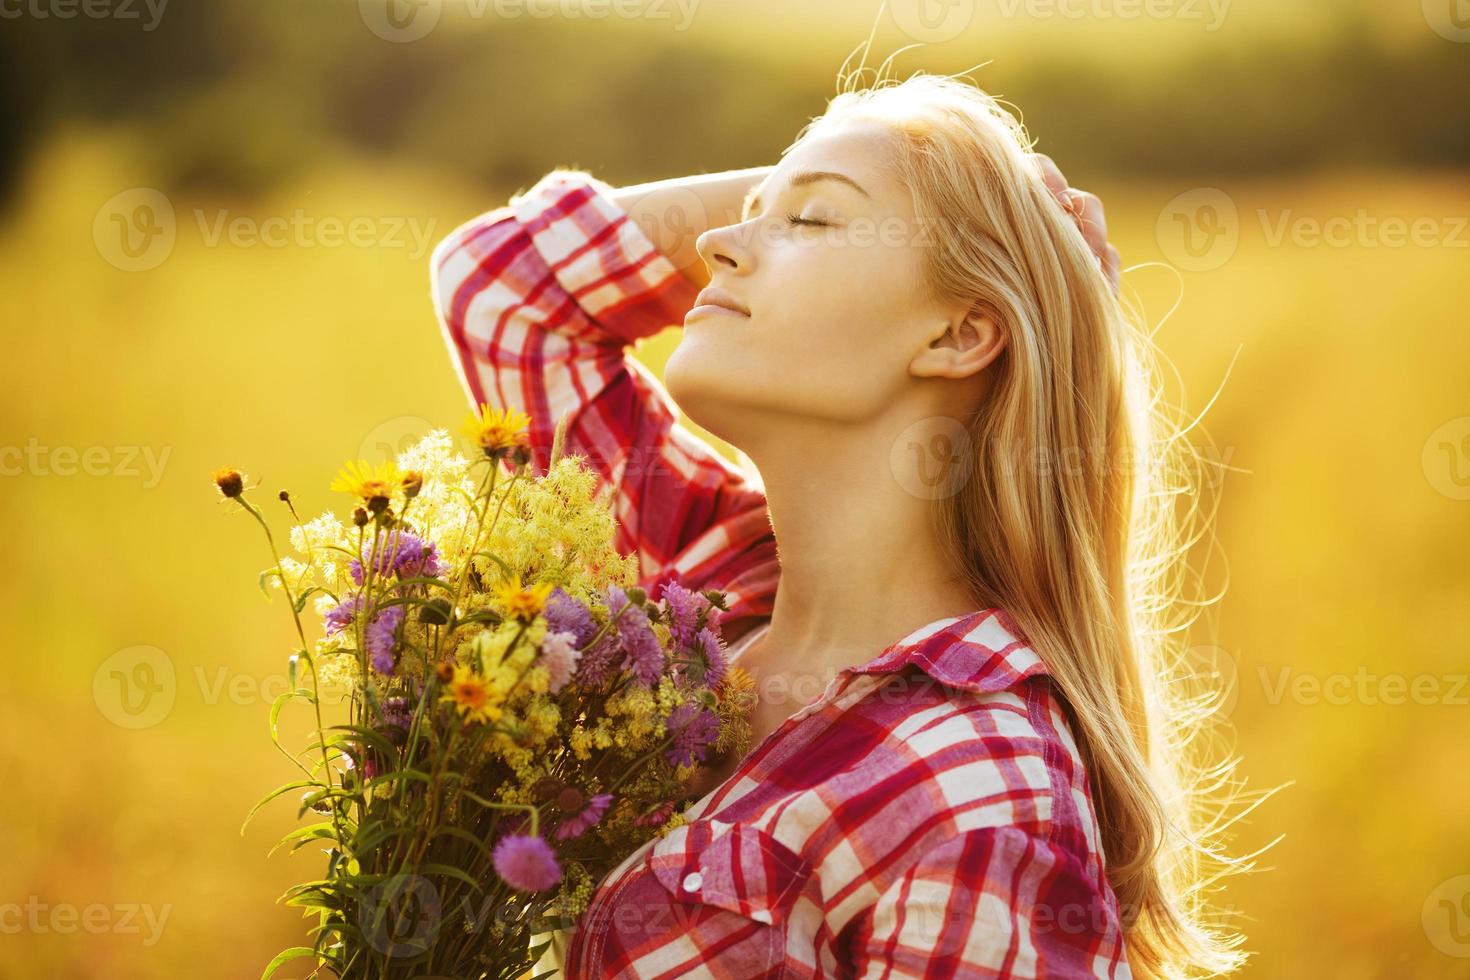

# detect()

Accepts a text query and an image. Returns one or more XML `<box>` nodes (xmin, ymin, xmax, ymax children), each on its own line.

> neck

<box><xmin>740</xmin><ymin>413</ymin><xmax>983</xmax><ymax>689</ymax></box>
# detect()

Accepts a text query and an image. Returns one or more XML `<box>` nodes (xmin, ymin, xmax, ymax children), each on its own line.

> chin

<box><xmin>663</xmin><ymin>340</ymin><xmax>752</xmax><ymax>444</ymax></box>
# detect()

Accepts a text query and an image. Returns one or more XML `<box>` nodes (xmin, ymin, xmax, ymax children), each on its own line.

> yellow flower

<box><xmin>211</xmin><ymin>467</ymin><xmax>245</xmax><ymax>499</ymax></box>
<box><xmin>492</xmin><ymin>573</ymin><xmax>555</xmax><ymax>621</ymax></box>
<box><xmin>718</xmin><ymin>665</ymin><xmax>756</xmax><ymax>703</ymax></box>
<box><xmin>440</xmin><ymin>663</ymin><xmax>504</xmax><ymax>724</ymax></box>
<box><xmin>462</xmin><ymin>403</ymin><xmax>532</xmax><ymax>456</ymax></box>
<box><xmin>330</xmin><ymin>459</ymin><xmax>404</xmax><ymax>511</ymax></box>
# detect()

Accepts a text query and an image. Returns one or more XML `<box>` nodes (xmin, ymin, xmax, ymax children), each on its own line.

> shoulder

<box><xmin>804</xmin><ymin>610</ymin><xmax>1112</xmax><ymax>911</ymax></box>
<box><xmin>813</xmin><ymin>680</ymin><xmax>1124</xmax><ymax>967</ymax></box>
<box><xmin>833</xmin><ymin>608</ymin><xmax>1097</xmax><ymax>842</ymax></box>
<box><xmin>835</xmin><ymin>669</ymin><xmax>1086</xmax><ymax>843</ymax></box>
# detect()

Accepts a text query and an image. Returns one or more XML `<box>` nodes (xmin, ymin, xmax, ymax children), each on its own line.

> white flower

<box><xmin>540</xmin><ymin>630</ymin><xmax>582</xmax><ymax>694</ymax></box>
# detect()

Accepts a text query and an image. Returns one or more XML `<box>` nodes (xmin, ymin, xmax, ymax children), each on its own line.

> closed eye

<box><xmin>785</xmin><ymin>212</ymin><xmax>829</xmax><ymax>227</ymax></box>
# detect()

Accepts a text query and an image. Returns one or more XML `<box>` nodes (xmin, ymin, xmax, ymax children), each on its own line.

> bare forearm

<box><xmin>606</xmin><ymin>166</ymin><xmax>774</xmax><ymax>289</ymax></box>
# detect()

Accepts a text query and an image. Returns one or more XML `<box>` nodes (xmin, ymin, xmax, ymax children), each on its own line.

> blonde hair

<box><xmin>789</xmin><ymin>53</ymin><xmax>1268</xmax><ymax>978</ymax></box>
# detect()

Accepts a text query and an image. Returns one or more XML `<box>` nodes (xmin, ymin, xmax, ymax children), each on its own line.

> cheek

<box><xmin>765</xmin><ymin>243</ymin><xmax>915</xmax><ymax>372</ymax></box>
<box><xmin>664</xmin><ymin>242</ymin><xmax>922</xmax><ymax>422</ymax></box>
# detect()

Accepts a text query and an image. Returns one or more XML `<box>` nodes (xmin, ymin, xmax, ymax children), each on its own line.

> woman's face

<box><xmin>663</xmin><ymin>120</ymin><xmax>957</xmax><ymax>445</ymax></box>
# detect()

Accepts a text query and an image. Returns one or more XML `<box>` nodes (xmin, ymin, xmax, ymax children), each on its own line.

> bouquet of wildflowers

<box><xmin>213</xmin><ymin>407</ymin><xmax>757</xmax><ymax>980</ymax></box>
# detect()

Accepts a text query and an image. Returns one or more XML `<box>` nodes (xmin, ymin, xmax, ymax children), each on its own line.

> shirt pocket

<box><xmin>646</xmin><ymin>818</ymin><xmax>814</xmax><ymax>928</ymax></box>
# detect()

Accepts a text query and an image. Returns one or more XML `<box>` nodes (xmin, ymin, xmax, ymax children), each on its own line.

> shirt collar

<box><xmin>842</xmin><ymin>607</ymin><xmax>1049</xmax><ymax>695</ymax></box>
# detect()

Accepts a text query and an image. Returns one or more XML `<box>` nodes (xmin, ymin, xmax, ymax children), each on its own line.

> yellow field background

<box><xmin>2</xmin><ymin>2</ymin><xmax>1468</xmax><ymax>976</ymax></box>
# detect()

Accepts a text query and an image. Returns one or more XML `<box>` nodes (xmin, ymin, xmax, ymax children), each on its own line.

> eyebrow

<box><xmin>741</xmin><ymin>170</ymin><xmax>871</xmax><ymax>221</ymax></box>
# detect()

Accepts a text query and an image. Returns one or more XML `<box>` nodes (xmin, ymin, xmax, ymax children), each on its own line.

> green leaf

<box><xmin>292</xmin><ymin>586</ymin><xmax>321</xmax><ymax>615</ymax></box>
<box><xmin>456</xmin><ymin>609</ymin><xmax>506</xmax><ymax>628</ymax></box>
<box><xmin>258</xmin><ymin>568</ymin><xmax>282</xmax><ymax>597</ymax></box>
<box><xmin>349</xmin><ymin>823</ymin><xmax>414</xmax><ymax>860</ymax></box>
<box><xmin>327</xmin><ymin>723</ymin><xmax>396</xmax><ymax>759</ymax></box>
<box><xmin>433</xmin><ymin>825</ymin><xmax>492</xmax><ymax>861</ymax></box>
<box><xmin>270</xmin><ymin>688</ymin><xmax>317</xmax><ymax>742</ymax></box>
<box><xmin>417</xmin><ymin>862</ymin><xmax>485</xmax><ymax>894</ymax></box>
<box><xmin>260</xmin><ymin>947</ymin><xmax>315</xmax><ymax>980</ymax></box>
<box><xmin>241</xmin><ymin>779</ymin><xmax>322</xmax><ymax>836</ymax></box>
<box><xmin>364</xmin><ymin>768</ymin><xmax>432</xmax><ymax>790</ymax></box>
<box><xmin>391</xmin><ymin>574</ymin><xmax>455</xmax><ymax>593</ymax></box>
<box><xmin>473</xmin><ymin>550</ymin><xmax>514</xmax><ymax>580</ymax></box>
<box><xmin>268</xmin><ymin>821</ymin><xmax>340</xmax><ymax>858</ymax></box>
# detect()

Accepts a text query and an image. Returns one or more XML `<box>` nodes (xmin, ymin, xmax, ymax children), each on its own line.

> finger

<box><xmin>1070</xmin><ymin>190</ymin><xmax>1109</xmax><ymax>258</ymax></box>
<box><xmin>1032</xmin><ymin>153</ymin><xmax>1069</xmax><ymax>201</ymax></box>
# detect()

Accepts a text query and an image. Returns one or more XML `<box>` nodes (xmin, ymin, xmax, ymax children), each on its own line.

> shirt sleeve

<box><xmin>849</xmin><ymin>826</ymin><xmax>1130</xmax><ymax>978</ymax></box>
<box><xmin>429</xmin><ymin>167</ymin><xmax>779</xmax><ymax>628</ymax></box>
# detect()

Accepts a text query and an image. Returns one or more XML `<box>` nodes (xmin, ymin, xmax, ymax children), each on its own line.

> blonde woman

<box><xmin>431</xmin><ymin>70</ymin><xmax>1241</xmax><ymax>979</ymax></box>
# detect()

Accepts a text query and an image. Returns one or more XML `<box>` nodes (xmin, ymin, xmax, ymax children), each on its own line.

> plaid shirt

<box><xmin>430</xmin><ymin>170</ymin><xmax>1132</xmax><ymax>978</ymax></box>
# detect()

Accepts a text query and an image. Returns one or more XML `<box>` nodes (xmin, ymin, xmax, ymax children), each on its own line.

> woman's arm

<box><xmin>606</xmin><ymin>166</ymin><xmax>775</xmax><ymax>290</ymax></box>
<box><xmin>429</xmin><ymin>168</ymin><xmax>780</xmax><ymax>634</ymax></box>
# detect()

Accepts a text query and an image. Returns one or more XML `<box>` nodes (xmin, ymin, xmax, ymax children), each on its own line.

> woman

<box><xmin>431</xmin><ymin>71</ymin><xmax>1242</xmax><ymax>978</ymax></box>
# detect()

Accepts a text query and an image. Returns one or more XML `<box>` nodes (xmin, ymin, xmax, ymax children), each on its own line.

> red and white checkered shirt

<box><xmin>431</xmin><ymin>170</ymin><xmax>1132</xmax><ymax>978</ymax></box>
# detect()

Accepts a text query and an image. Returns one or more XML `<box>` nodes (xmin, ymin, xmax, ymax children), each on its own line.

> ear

<box><xmin>910</xmin><ymin>305</ymin><xmax>1006</xmax><ymax>380</ymax></box>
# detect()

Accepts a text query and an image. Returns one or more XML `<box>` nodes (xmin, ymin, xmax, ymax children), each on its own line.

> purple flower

<box><xmin>381</xmin><ymin>695</ymin><xmax>411</xmax><ymax>730</ymax></box>
<box><xmin>492</xmin><ymin>834</ymin><xmax>562</xmax><ymax>893</ymax></box>
<box><xmin>350</xmin><ymin>532</ymin><xmax>446</xmax><ymax>586</ymax></box>
<box><xmin>574</xmin><ymin>628</ymin><xmax>621</xmax><ymax>687</ymax></box>
<box><xmin>544</xmin><ymin>587</ymin><xmax>596</xmax><ymax>647</ymax></box>
<box><xmin>659</xmin><ymin>581</ymin><xmax>709</xmax><ymax>652</ymax></box>
<box><xmin>606</xmin><ymin>584</ymin><xmax>663</xmax><ymax>688</ymax></box>
<box><xmin>665</xmin><ymin>701</ymin><xmax>721</xmax><ymax>768</ymax></box>
<box><xmin>324</xmin><ymin>594</ymin><xmax>363</xmax><ymax>635</ymax></box>
<box><xmin>366</xmin><ymin>605</ymin><xmax>404</xmax><ymax>674</ymax></box>
<box><xmin>634</xmin><ymin>800</ymin><xmax>675</xmax><ymax>828</ymax></box>
<box><xmin>696</xmin><ymin>626</ymin><xmax>728</xmax><ymax>689</ymax></box>
<box><xmin>554</xmin><ymin>793</ymin><xmax>613</xmax><ymax>841</ymax></box>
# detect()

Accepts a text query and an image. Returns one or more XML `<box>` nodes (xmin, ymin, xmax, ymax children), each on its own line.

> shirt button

<box><xmin>682</xmin><ymin>871</ymin><xmax>703</xmax><ymax>893</ymax></box>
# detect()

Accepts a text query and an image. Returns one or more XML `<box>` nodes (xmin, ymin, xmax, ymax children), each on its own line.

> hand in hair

<box><xmin>1032</xmin><ymin>153</ymin><xmax>1123</xmax><ymax>295</ymax></box>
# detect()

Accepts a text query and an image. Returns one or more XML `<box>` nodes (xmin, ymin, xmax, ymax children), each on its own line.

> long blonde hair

<box><xmin>790</xmin><ymin>62</ymin><xmax>1263</xmax><ymax>978</ymax></box>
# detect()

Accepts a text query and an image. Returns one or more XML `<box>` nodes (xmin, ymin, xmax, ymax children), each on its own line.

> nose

<box><xmin>695</xmin><ymin>220</ymin><xmax>754</xmax><ymax>273</ymax></box>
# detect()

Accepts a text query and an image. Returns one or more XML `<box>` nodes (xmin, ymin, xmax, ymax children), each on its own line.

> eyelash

<box><xmin>785</xmin><ymin>212</ymin><xmax>828</xmax><ymax>227</ymax></box>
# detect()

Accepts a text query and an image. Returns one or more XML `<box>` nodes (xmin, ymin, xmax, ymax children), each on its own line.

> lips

<box><xmin>690</xmin><ymin>286</ymin><xmax>750</xmax><ymax>317</ymax></box>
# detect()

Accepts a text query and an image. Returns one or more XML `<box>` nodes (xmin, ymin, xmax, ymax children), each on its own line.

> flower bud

<box><xmin>419</xmin><ymin>598</ymin><xmax>451</xmax><ymax>626</ymax></box>
<box><xmin>212</xmin><ymin>468</ymin><xmax>244</xmax><ymax>499</ymax></box>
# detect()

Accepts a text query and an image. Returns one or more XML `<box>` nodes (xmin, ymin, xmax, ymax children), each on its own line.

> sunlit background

<box><xmin>2</xmin><ymin>0</ymin><xmax>1467</xmax><ymax>976</ymax></box>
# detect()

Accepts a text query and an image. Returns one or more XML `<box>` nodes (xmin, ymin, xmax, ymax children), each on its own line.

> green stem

<box><xmin>236</xmin><ymin>495</ymin><xmax>347</xmax><ymax>851</ymax></box>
